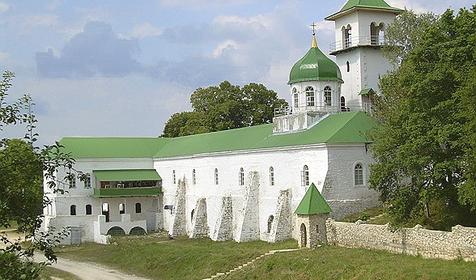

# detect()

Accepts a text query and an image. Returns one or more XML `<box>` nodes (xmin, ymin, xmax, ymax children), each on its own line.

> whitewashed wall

<box><xmin>155</xmin><ymin>145</ymin><xmax>329</xmax><ymax>240</ymax></box>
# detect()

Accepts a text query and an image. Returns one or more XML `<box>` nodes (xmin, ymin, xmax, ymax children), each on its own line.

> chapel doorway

<box><xmin>300</xmin><ymin>223</ymin><xmax>307</xmax><ymax>247</ymax></box>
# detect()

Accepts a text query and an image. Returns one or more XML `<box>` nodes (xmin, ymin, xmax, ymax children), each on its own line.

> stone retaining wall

<box><xmin>326</xmin><ymin>219</ymin><xmax>476</xmax><ymax>261</ymax></box>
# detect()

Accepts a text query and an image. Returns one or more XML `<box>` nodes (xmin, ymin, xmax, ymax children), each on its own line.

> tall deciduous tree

<box><xmin>163</xmin><ymin>81</ymin><xmax>287</xmax><ymax>137</ymax></box>
<box><xmin>1</xmin><ymin>71</ymin><xmax>75</xmax><ymax>279</ymax></box>
<box><xmin>370</xmin><ymin>7</ymin><xmax>476</xmax><ymax>229</ymax></box>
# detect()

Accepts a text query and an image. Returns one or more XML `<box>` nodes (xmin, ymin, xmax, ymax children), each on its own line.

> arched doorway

<box><xmin>129</xmin><ymin>227</ymin><xmax>146</xmax><ymax>235</ymax></box>
<box><xmin>300</xmin><ymin>223</ymin><xmax>307</xmax><ymax>247</ymax></box>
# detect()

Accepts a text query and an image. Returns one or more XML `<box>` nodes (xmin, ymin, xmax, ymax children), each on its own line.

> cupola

<box><xmin>288</xmin><ymin>36</ymin><xmax>343</xmax><ymax>85</ymax></box>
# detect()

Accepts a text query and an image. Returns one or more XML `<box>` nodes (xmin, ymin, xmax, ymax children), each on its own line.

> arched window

<box><xmin>135</xmin><ymin>203</ymin><xmax>142</xmax><ymax>214</ymax></box>
<box><xmin>305</xmin><ymin>86</ymin><xmax>315</xmax><ymax>107</ymax></box>
<box><xmin>214</xmin><ymin>168</ymin><xmax>219</xmax><ymax>185</ymax></box>
<box><xmin>267</xmin><ymin>215</ymin><xmax>274</xmax><ymax>233</ymax></box>
<box><xmin>346</xmin><ymin>61</ymin><xmax>350</xmax><ymax>72</ymax></box>
<box><xmin>192</xmin><ymin>169</ymin><xmax>196</xmax><ymax>185</ymax></box>
<box><xmin>102</xmin><ymin>203</ymin><xmax>110</xmax><ymax>222</ymax></box>
<box><xmin>239</xmin><ymin>167</ymin><xmax>245</xmax><ymax>186</ymax></box>
<box><xmin>269</xmin><ymin>166</ymin><xmax>275</xmax><ymax>186</ymax></box>
<box><xmin>70</xmin><ymin>205</ymin><xmax>76</xmax><ymax>216</ymax></box>
<box><xmin>344</xmin><ymin>25</ymin><xmax>352</xmax><ymax>48</ymax></box>
<box><xmin>341</xmin><ymin>96</ymin><xmax>346</xmax><ymax>111</ymax></box>
<box><xmin>378</xmin><ymin>23</ymin><xmax>385</xmax><ymax>44</ymax></box>
<box><xmin>302</xmin><ymin>165</ymin><xmax>310</xmax><ymax>186</ymax></box>
<box><xmin>293</xmin><ymin>93</ymin><xmax>299</xmax><ymax>108</ymax></box>
<box><xmin>191</xmin><ymin>209</ymin><xmax>195</xmax><ymax>221</ymax></box>
<box><xmin>354</xmin><ymin>163</ymin><xmax>364</xmax><ymax>185</ymax></box>
<box><xmin>85</xmin><ymin>204</ymin><xmax>92</xmax><ymax>215</ymax></box>
<box><xmin>119</xmin><ymin>203</ymin><xmax>126</xmax><ymax>214</ymax></box>
<box><xmin>370</xmin><ymin>22</ymin><xmax>378</xmax><ymax>45</ymax></box>
<box><xmin>172</xmin><ymin>170</ymin><xmax>176</xmax><ymax>184</ymax></box>
<box><xmin>324</xmin><ymin>86</ymin><xmax>332</xmax><ymax>106</ymax></box>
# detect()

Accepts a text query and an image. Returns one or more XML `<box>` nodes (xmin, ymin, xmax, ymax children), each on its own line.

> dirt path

<box><xmin>35</xmin><ymin>254</ymin><xmax>150</xmax><ymax>280</ymax></box>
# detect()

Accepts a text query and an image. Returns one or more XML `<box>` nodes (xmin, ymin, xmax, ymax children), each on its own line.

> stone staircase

<box><xmin>202</xmin><ymin>248</ymin><xmax>300</xmax><ymax>280</ymax></box>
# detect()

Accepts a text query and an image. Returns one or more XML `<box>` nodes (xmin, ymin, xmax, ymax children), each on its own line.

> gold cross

<box><xmin>310</xmin><ymin>22</ymin><xmax>317</xmax><ymax>36</ymax></box>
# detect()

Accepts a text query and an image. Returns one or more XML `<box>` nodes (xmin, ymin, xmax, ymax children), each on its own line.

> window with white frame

<box><xmin>305</xmin><ymin>86</ymin><xmax>315</xmax><ymax>107</ymax></box>
<box><xmin>239</xmin><ymin>167</ymin><xmax>245</xmax><ymax>186</ymax></box>
<box><xmin>269</xmin><ymin>166</ymin><xmax>275</xmax><ymax>186</ymax></box>
<box><xmin>301</xmin><ymin>165</ymin><xmax>310</xmax><ymax>186</ymax></box>
<box><xmin>214</xmin><ymin>168</ymin><xmax>219</xmax><ymax>185</ymax></box>
<box><xmin>68</xmin><ymin>177</ymin><xmax>76</xmax><ymax>189</ymax></box>
<box><xmin>192</xmin><ymin>169</ymin><xmax>196</xmax><ymax>185</ymax></box>
<box><xmin>84</xmin><ymin>175</ymin><xmax>91</xmax><ymax>188</ymax></box>
<box><xmin>354</xmin><ymin>163</ymin><xmax>364</xmax><ymax>185</ymax></box>
<box><xmin>324</xmin><ymin>86</ymin><xmax>332</xmax><ymax>106</ymax></box>
<box><xmin>85</xmin><ymin>204</ymin><xmax>92</xmax><ymax>215</ymax></box>
<box><xmin>294</xmin><ymin>93</ymin><xmax>299</xmax><ymax>108</ymax></box>
<box><xmin>173</xmin><ymin>170</ymin><xmax>176</xmax><ymax>184</ymax></box>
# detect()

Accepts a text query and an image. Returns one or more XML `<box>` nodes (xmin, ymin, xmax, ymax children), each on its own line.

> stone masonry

<box><xmin>326</xmin><ymin>219</ymin><xmax>476</xmax><ymax>261</ymax></box>
<box><xmin>169</xmin><ymin>178</ymin><xmax>187</xmax><ymax>237</ymax></box>
<box><xmin>212</xmin><ymin>196</ymin><xmax>233</xmax><ymax>241</ymax></box>
<box><xmin>268</xmin><ymin>189</ymin><xmax>292</xmax><ymax>243</ymax></box>
<box><xmin>189</xmin><ymin>198</ymin><xmax>208</xmax><ymax>238</ymax></box>
<box><xmin>235</xmin><ymin>172</ymin><xmax>260</xmax><ymax>242</ymax></box>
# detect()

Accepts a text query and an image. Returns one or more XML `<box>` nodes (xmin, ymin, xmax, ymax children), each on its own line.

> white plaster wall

<box><xmin>43</xmin><ymin>158</ymin><xmax>160</xmax><ymax>242</ymax></box>
<box><xmin>334</xmin><ymin>13</ymin><xmax>359</xmax><ymax>44</ymax></box>
<box><xmin>290</xmin><ymin>81</ymin><xmax>342</xmax><ymax>110</ymax></box>
<box><xmin>324</xmin><ymin>144</ymin><xmax>379</xmax><ymax>218</ymax></box>
<box><xmin>155</xmin><ymin>146</ymin><xmax>329</xmax><ymax>240</ymax></box>
<box><xmin>356</xmin><ymin>10</ymin><xmax>397</xmax><ymax>40</ymax></box>
<box><xmin>336</xmin><ymin>51</ymin><xmax>362</xmax><ymax>108</ymax></box>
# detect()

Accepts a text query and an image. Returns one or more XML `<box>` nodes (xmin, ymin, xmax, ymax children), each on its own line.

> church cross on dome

<box><xmin>310</xmin><ymin>22</ymin><xmax>317</xmax><ymax>36</ymax></box>
<box><xmin>310</xmin><ymin>22</ymin><xmax>318</xmax><ymax>48</ymax></box>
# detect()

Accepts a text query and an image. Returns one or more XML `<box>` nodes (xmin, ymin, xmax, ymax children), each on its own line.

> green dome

<box><xmin>289</xmin><ymin>38</ymin><xmax>343</xmax><ymax>85</ymax></box>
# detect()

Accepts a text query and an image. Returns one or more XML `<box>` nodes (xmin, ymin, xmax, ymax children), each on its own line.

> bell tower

<box><xmin>325</xmin><ymin>0</ymin><xmax>403</xmax><ymax>111</ymax></box>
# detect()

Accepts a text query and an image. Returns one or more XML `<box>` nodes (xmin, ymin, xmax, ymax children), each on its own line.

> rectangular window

<box><xmin>69</xmin><ymin>177</ymin><xmax>76</xmax><ymax>189</ymax></box>
<box><xmin>84</xmin><ymin>176</ymin><xmax>91</xmax><ymax>188</ymax></box>
<box><xmin>306</xmin><ymin>93</ymin><xmax>315</xmax><ymax>107</ymax></box>
<box><xmin>173</xmin><ymin>170</ymin><xmax>176</xmax><ymax>184</ymax></box>
<box><xmin>294</xmin><ymin>94</ymin><xmax>299</xmax><ymax>108</ymax></box>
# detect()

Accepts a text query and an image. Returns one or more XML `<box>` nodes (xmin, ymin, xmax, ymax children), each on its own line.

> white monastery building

<box><xmin>42</xmin><ymin>0</ymin><xmax>403</xmax><ymax>244</ymax></box>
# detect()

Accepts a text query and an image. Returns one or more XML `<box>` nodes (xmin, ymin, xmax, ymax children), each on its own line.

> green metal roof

<box><xmin>59</xmin><ymin>112</ymin><xmax>376</xmax><ymax>160</ymax></box>
<box><xmin>93</xmin><ymin>169</ymin><xmax>161</xmax><ymax>181</ymax></box>
<box><xmin>288</xmin><ymin>39</ymin><xmax>343</xmax><ymax>85</ymax></box>
<box><xmin>295</xmin><ymin>183</ymin><xmax>331</xmax><ymax>215</ymax></box>
<box><xmin>326</xmin><ymin>0</ymin><xmax>403</xmax><ymax>20</ymax></box>
<box><xmin>359</xmin><ymin>88</ymin><xmax>376</xmax><ymax>96</ymax></box>
<box><xmin>59</xmin><ymin>137</ymin><xmax>168</xmax><ymax>158</ymax></box>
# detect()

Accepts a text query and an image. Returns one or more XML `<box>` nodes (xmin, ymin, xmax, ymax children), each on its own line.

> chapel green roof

<box><xmin>295</xmin><ymin>183</ymin><xmax>332</xmax><ymax>215</ymax></box>
<box><xmin>326</xmin><ymin>0</ymin><xmax>403</xmax><ymax>20</ymax></box>
<box><xmin>59</xmin><ymin>111</ymin><xmax>376</xmax><ymax>159</ymax></box>
<box><xmin>288</xmin><ymin>36</ymin><xmax>343</xmax><ymax>85</ymax></box>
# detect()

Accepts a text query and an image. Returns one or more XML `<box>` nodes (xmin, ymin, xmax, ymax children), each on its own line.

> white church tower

<box><xmin>325</xmin><ymin>0</ymin><xmax>403</xmax><ymax>110</ymax></box>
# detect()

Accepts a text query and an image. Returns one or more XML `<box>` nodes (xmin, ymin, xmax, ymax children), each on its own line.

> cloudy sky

<box><xmin>0</xmin><ymin>0</ymin><xmax>473</xmax><ymax>144</ymax></box>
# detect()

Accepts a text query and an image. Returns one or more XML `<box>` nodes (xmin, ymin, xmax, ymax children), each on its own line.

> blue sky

<box><xmin>0</xmin><ymin>0</ymin><xmax>473</xmax><ymax>144</ymax></box>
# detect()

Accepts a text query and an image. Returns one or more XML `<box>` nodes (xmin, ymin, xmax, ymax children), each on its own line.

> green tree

<box><xmin>0</xmin><ymin>71</ymin><xmax>76</xmax><ymax>279</ymax></box>
<box><xmin>370</xmin><ymin>7</ymin><xmax>476</xmax><ymax>229</ymax></box>
<box><xmin>383</xmin><ymin>10</ymin><xmax>438</xmax><ymax>65</ymax></box>
<box><xmin>163</xmin><ymin>81</ymin><xmax>287</xmax><ymax>137</ymax></box>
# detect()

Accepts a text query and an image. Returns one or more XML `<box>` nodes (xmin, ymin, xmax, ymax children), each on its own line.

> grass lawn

<box><xmin>55</xmin><ymin>234</ymin><xmax>296</xmax><ymax>280</ymax></box>
<box><xmin>55</xmin><ymin>234</ymin><xmax>476</xmax><ymax>280</ymax></box>
<box><xmin>41</xmin><ymin>266</ymin><xmax>80</xmax><ymax>280</ymax></box>
<box><xmin>229</xmin><ymin>246</ymin><xmax>476</xmax><ymax>280</ymax></box>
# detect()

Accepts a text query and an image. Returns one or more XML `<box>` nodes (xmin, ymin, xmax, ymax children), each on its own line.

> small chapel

<box><xmin>41</xmin><ymin>0</ymin><xmax>403</xmax><ymax>245</ymax></box>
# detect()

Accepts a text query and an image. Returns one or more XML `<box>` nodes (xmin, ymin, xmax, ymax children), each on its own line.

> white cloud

<box><xmin>129</xmin><ymin>22</ymin><xmax>163</xmax><ymax>39</ymax></box>
<box><xmin>0</xmin><ymin>2</ymin><xmax>9</xmax><ymax>13</ymax></box>
<box><xmin>387</xmin><ymin>0</ymin><xmax>427</xmax><ymax>13</ymax></box>
<box><xmin>211</xmin><ymin>40</ymin><xmax>238</xmax><ymax>58</ymax></box>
